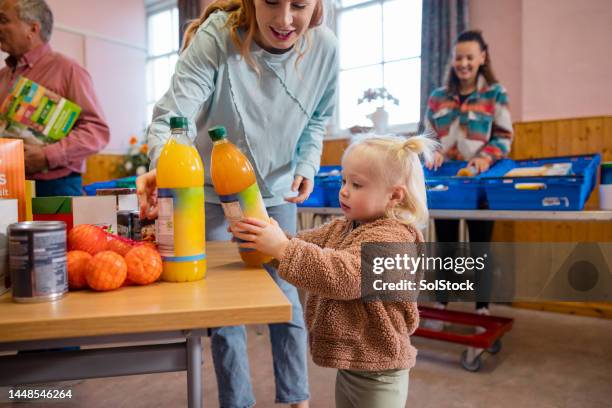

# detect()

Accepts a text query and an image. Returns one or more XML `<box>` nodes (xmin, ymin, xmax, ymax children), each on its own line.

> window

<box><xmin>335</xmin><ymin>0</ymin><xmax>422</xmax><ymax>130</ymax></box>
<box><xmin>145</xmin><ymin>3</ymin><xmax>180</xmax><ymax>123</ymax></box>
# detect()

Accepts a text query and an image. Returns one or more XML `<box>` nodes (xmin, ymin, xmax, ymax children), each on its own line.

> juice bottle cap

<box><xmin>170</xmin><ymin>117</ymin><xmax>188</xmax><ymax>129</ymax></box>
<box><xmin>208</xmin><ymin>126</ymin><xmax>227</xmax><ymax>142</ymax></box>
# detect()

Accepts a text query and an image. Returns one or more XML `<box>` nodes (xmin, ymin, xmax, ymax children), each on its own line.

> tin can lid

<box><xmin>96</xmin><ymin>188</ymin><xmax>137</xmax><ymax>196</ymax></box>
<box><xmin>9</xmin><ymin>221</ymin><xmax>66</xmax><ymax>231</ymax></box>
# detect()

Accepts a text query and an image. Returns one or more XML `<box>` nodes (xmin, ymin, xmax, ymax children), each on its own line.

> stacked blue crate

<box><xmin>298</xmin><ymin>165</ymin><xmax>342</xmax><ymax>207</ymax></box>
<box><xmin>481</xmin><ymin>154</ymin><xmax>601</xmax><ymax>210</ymax></box>
<box><xmin>423</xmin><ymin>161</ymin><xmax>493</xmax><ymax>209</ymax></box>
<box><xmin>82</xmin><ymin>176</ymin><xmax>137</xmax><ymax>196</ymax></box>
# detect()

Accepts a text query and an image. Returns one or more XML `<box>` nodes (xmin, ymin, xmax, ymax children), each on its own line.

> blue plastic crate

<box><xmin>299</xmin><ymin>183</ymin><xmax>326</xmax><ymax>207</ymax></box>
<box><xmin>322</xmin><ymin>174</ymin><xmax>342</xmax><ymax>207</ymax></box>
<box><xmin>299</xmin><ymin>166</ymin><xmax>342</xmax><ymax>207</ymax></box>
<box><xmin>82</xmin><ymin>176</ymin><xmax>137</xmax><ymax>196</ymax></box>
<box><xmin>423</xmin><ymin>161</ymin><xmax>491</xmax><ymax>209</ymax></box>
<box><xmin>83</xmin><ymin>180</ymin><xmax>117</xmax><ymax>196</ymax></box>
<box><xmin>481</xmin><ymin>154</ymin><xmax>601</xmax><ymax>210</ymax></box>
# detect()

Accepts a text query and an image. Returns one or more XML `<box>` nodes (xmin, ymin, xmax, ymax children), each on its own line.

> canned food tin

<box><xmin>8</xmin><ymin>221</ymin><xmax>68</xmax><ymax>303</ymax></box>
<box><xmin>131</xmin><ymin>211</ymin><xmax>156</xmax><ymax>242</ymax></box>
<box><xmin>117</xmin><ymin>210</ymin><xmax>132</xmax><ymax>238</ymax></box>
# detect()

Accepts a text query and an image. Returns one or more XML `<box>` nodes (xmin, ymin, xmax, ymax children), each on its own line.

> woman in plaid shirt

<box><xmin>424</xmin><ymin>30</ymin><xmax>513</xmax><ymax>316</ymax></box>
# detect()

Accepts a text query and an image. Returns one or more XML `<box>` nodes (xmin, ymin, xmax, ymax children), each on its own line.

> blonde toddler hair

<box><xmin>342</xmin><ymin>134</ymin><xmax>438</xmax><ymax>227</ymax></box>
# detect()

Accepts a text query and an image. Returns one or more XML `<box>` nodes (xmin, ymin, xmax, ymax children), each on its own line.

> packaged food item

<box><xmin>0</xmin><ymin>138</ymin><xmax>26</xmax><ymax>220</ymax></box>
<box><xmin>504</xmin><ymin>163</ymin><xmax>572</xmax><ymax>177</ymax></box>
<box><xmin>0</xmin><ymin>199</ymin><xmax>18</xmax><ymax>295</ymax></box>
<box><xmin>156</xmin><ymin>117</ymin><xmax>206</xmax><ymax>282</ymax></box>
<box><xmin>0</xmin><ymin>76</ymin><xmax>81</xmax><ymax>143</ymax></box>
<box><xmin>8</xmin><ymin>221</ymin><xmax>67</xmax><ymax>303</ymax></box>
<box><xmin>208</xmin><ymin>126</ymin><xmax>271</xmax><ymax>267</ymax></box>
<box><xmin>96</xmin><ymin>188</ymin><xmax>138</xmax><ymax>212</ymax></box>
<box><xmin>117</xmin><ymin>210</ymin><xmax>132</xmax><ymax>238</ymax></box>
<box><xmin>456</xmin><ymin>166</ymin><xmax>477</xmax><ymax>177</ymax></box>
<box><xmin>130</xmin><ymin>211</ymin><xmax>156</xmax><ymax>242</ymax></box>
<box><xmin>32</xmin><ymin>196</ymin><xmax>116</xmax><ymax>232</ymax></box>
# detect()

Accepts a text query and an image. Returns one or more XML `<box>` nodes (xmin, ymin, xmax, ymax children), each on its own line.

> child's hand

<box><xmin>230</xmin><ymin>217</ymin><xmax>290</xmax><ymax>260</ymax></box>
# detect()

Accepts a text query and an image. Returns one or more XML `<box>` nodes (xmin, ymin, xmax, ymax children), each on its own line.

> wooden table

<box><xmin>0</xmin><ymin>242</ymin><xmax>291</xmax><ymax>408</ymax></box>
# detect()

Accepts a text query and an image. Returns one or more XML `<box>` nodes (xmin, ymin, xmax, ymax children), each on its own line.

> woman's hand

<box><xmin>230</xmin><ymin>217</ymin><xmax>290</xmax><ymax>260</ymax></box>
<box><xmin>468</xmin><ymin>157</ymin><xmax>492</xmax><ymax>174</ymax></box>
<box><xmin>136</xmin><ymin>169</ymin><xmax>158</xmax><ymax>219</ymax></box>
<box><xmin>284</xmin><ymin>175</ymin><xmax>313</xmax><ymax>204</ymax></box>
<box><xmin>425</xmin><ymin>151</ymin><xmax>445</xmax><ymax>170</ymax></box>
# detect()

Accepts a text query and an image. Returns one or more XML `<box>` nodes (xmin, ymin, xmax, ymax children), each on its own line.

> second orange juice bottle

<box><xmin>208</xmin><ymin>126</ymin><xmax>272</xmax><ymax>267</ymax></box>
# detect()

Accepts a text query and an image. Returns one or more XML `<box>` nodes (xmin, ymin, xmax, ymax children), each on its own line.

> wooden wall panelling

<box><xmin>510</xmin><ymin>116</ymin><xmax>612</xmax><ymax>319</ymax></box>
<box><xmin>83</xmin><ymin>154</ymin><xmax>123</xmax><ymax>185</ymax></box>
<box><xmin>320</xmin><ymin>138</ymin><xmax>349</xmax><ymax>166</ymax></box>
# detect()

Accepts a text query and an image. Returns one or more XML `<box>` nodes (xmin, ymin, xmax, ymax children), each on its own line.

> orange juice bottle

<box><xmin>208</xmin><ymin>126</ymin><xmax>272</xmax><ymax>267</ymax></box>
<box><xmin>156</xmin><ymin>117</ymin><xmax>206</xmax><ymax>281</ymax></box>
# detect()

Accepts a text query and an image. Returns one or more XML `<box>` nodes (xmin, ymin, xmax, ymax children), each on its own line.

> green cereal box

<box><xmin>0</xmin><ymin>76</ymin><xmax>82</xmax><ymax>143</ymax></box>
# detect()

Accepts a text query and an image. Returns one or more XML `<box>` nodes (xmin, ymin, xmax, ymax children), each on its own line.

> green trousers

<box><xmin>335</xmin><ymin>368</ymin><xmax>410</xmax><ymax>408</ymax></box>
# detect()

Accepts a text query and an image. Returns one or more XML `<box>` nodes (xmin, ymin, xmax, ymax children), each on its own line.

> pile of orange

<box><xmin>67</xmin><ymin>224</ymin><xmax>162</xmax><ymax>292</ymax></box>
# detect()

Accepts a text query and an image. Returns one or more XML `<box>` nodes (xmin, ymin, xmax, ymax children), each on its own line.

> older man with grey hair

<box><xmin>0</xmin><ymin>0</ymin><xmax>109</xmax><ymax>196</ymax></box>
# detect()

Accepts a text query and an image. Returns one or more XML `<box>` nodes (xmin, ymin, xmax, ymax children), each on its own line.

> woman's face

<box><xmin>453</xmin><ymin>41</ymin><xmax>486</xmax><ymax>85</ymax></box>
<box><xmin>253</xmin><ymin>0</ymin><xmax>316</xmax><ymax>51</ymax></box>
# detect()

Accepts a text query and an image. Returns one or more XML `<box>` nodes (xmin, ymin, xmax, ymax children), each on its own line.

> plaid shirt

<box><xmin>425</xmin><ymin>75</ymin><xmax>513</xmax><ymax>162</ymax></box>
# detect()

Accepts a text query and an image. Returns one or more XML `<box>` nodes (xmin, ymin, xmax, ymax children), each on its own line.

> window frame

<box><xmin>333</xmin><ymin>0</ymin><xmax>422</xmax><ymax>136</ymax></box>
<box><xmin>145</xmin><ymin>1</ymin><xmax>180</xmax><ymax>123</ymax></box>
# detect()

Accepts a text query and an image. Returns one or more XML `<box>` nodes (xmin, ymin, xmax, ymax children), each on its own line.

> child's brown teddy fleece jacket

<box><xmin>278</xmin><ymin>217</ymin><xmax>421</xmax><ymax>371</ymax></box>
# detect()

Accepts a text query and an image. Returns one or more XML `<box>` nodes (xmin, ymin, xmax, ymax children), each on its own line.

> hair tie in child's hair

<box><xmin>400</xmin><ymin>134</ymin><xmax>438</xmax><ymax>163</ymax></box>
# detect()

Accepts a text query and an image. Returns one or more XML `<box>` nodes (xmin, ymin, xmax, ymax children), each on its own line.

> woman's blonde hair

<box><xmin>342</xmin><ymin>135</ymin><xmax>438</xmax><ymax>227</ymax></box>
<box><xmin>181</xmin><ymin>0</ymin><xmax>324</xmax><ymax>74</ymax></box>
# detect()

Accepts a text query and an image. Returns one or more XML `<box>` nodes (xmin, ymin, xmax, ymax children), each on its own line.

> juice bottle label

<box><xmin>219</xmin><ymin>182</ymin><xmax>268</xmax><ymax>224</ymax></box>
<box><xmin>219</xmin><ymin>182</ymin><xmax>268</xmax><ymax>254</ymax></box>
<box><xmin>157</xmin><ymin>187</ymin><xmax>206</xmax><ymax>262</ymax></box>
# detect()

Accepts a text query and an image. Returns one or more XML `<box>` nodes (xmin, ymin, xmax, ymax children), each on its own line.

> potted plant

<box><xmin>357</xmin><ymin>87</ymin><xmax>399</xmax><ymax>134</ymax></box>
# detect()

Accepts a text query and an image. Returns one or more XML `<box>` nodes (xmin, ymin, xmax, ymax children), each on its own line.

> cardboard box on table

<box><xmin>0</xmin><ymin>76</ymin><xmax>81</xmax><ymax>144</ymax></box>
<box><xmin>0</xmin><ymin>138</ymin><xmax>27</xmax><ymax>221</ymax></box>
<box><xmin>0</xmin><ymin>199</ymin><xmax>18</xmax><ymax>295</ymax></box>
<box><xmin>32</xmin><ymin>196</ymin><xmax>117</xmax><ymax>233</ymax></box>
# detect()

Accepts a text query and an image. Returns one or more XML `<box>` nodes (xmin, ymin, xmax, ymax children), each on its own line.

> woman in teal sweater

<box><xmin>137</xmin><ymin>1</ymin><xmax>338</xmax><ymax>407</ymax></box>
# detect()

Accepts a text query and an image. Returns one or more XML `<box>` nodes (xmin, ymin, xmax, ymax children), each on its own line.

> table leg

<box><xmin>459</xmin><ymin>218</ymin><xmax>468</xmax><ymax>243</ymax></box>
<box><xmin>186</xmin><ymin>332</ymin><xmax>202</xmax><ymax>408</ymax></box>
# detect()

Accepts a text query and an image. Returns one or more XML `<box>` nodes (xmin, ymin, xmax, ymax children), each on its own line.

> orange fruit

<box><xmin>86</xmin><ymin>251</ymin><xmax>127</xmax><ymax>291</ymax></box>
<box><xmin>107</xmin><ymin>235</ymin><xmax>134</xmax><ymax>256</ymax></box>
<box><xmin>125</xmin><ymin>245</ymin><xmax>162</xmax><ymax>285</ymax></box>
<box><xmin>68</xmin><ymin>224</ymin><xmax>108</xmax><ymax>255</ymax></box>
<box><xmin>67</xmin><ymin>250</ymin><xmax>92</xmax><ymax>289</ymax></box>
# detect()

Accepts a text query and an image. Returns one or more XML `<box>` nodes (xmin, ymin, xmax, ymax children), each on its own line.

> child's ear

<box><xmin>389</xmin><ymin>185</ymin><xmax>407</xmax><ymax>206</ymax></box>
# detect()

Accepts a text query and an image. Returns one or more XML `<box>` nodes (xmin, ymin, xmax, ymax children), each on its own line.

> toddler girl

<box><xmin>232</xmin><ymin>135</ymin><xmax>436</xmax><ymax>408</ymax></box>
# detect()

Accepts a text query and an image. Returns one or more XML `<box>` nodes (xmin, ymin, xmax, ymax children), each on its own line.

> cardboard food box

<box><xmin>0</xmin><ymin>76</ymin><xmax>82</xmax><ymax>143</ymax></box>
<box><xmin>0</xmin><ymin>199</ymin><xmax>18</xmax><ymax>295</ymax></box>
<box><xmin>32</xmin><ymin>196</ymin><xmax>117</xmax><ymax>232</ymax></box>
<box><xmin>96</xmin><ymin>188</ymin><xmax>139</xmax><ymax>212</ymax></box>
<box><xmin>0</xmin><ymin>138</ymin><xmax>26</xmax><ymax>221</ymax></box>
